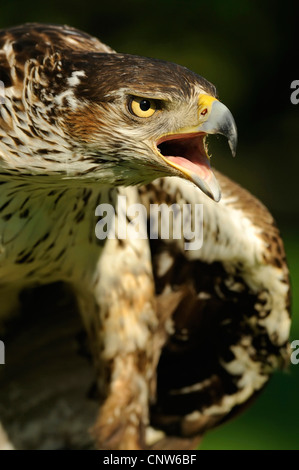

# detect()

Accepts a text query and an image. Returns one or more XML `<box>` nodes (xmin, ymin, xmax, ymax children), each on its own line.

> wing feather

<box><xmin>139</xmin><ymin>173</ymin><xmax>290</xmax><ymax>440</ymax></box>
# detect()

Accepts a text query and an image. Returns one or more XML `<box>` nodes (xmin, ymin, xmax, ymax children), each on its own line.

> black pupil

<box><xmin>140</xmin><ymin>99</ymin><xmax>151</xmax><ymax>111</ymax></box>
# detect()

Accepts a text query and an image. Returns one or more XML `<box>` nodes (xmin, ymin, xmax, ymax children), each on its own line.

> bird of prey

<box><xmin>0</xmin><ymin>23</ymin><xmax>291</xmax><ymax>450</ymax></box>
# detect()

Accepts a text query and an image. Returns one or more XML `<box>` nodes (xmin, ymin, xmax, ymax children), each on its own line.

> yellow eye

<box><xmin>129</xmin><ymin>97</ymin><xmax>157</xmax><ymax>118</ymax></box>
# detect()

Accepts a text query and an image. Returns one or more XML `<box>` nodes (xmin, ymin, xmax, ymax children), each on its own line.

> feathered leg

<box><xmin>75</xmin><ymin>188</ymin><xmax>159</xmax><ymax>450</ymax></box>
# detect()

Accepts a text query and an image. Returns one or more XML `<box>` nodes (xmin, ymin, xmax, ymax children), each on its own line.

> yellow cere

<box><xmin>198</xmin><ymin>94</ymin><xmax>218</xmax><ymax>118</ymax></box>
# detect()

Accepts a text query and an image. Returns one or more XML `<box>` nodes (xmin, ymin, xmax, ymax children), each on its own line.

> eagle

<box><xmin>0</xmin><ymin>23</ymin><xmax>291</xmax><ymax>450</ymax></box>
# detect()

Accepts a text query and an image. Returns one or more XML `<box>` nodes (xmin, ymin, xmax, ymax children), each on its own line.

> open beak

<box><xmin>155</xmin><ymin>95</ymin><xmax>237</xmax><ymax>202</ymax></box>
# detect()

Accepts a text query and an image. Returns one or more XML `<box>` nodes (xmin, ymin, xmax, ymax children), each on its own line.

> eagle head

<box><xmin>1</xmin><ymin>27</ymin><xmax>237</xmax><ymax>201</ymax></box>
<box><xmin>59</xmin><ymin>54</ymin><xmax>237</xmax><ymax>201</ymax></box>
<box><xmin>16</xmin><ymin>52</ymin><xmax>237</xmax><ymax>201</ymax></box>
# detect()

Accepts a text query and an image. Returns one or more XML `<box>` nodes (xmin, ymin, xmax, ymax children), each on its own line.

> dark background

<box><xmin>0</xmin><ymin>0</ymin><xmax>298</xmax><ymax>449</ymax></box>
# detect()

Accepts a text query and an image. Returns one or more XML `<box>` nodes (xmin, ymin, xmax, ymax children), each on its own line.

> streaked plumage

<box><xmin>0</xmin><ymin>23</ymin><xmax>290</xmax><ymax>450</ymax></box>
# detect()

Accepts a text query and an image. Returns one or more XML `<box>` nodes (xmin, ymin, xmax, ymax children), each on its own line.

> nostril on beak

<box><xmin>201</xmin><ymin>108</ymin><xmax>208</xmax><ymax>116</ymax></box>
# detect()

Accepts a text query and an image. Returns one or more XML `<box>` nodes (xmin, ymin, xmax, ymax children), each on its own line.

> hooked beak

<box><xmin>156</xmin><ymin>95</ymin><xmax>237</xmax><ymax>202</ymax></box>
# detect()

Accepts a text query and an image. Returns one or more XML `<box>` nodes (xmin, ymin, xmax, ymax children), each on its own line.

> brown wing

<box><xmin>139</xmin><ymin>172</ymin><xmax>291</xmax><ymax>444</ymax></box>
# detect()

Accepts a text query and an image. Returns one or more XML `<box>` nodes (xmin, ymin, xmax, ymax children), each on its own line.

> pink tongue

<box><xmin>166</xmin><ymin>156</ymin><xmax>211</xmax><ymax>180</ymax></box>
<box><xmin>165</xmin><ymin>155</ymin><xmax>221</xmax><ymax>201</ymax></box>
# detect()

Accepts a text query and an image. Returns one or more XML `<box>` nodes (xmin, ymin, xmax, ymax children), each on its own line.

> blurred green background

<box><xmin>1</xmin><ymin>0</ymin><xmax>298</xmax><ymax>450</ymax></box>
